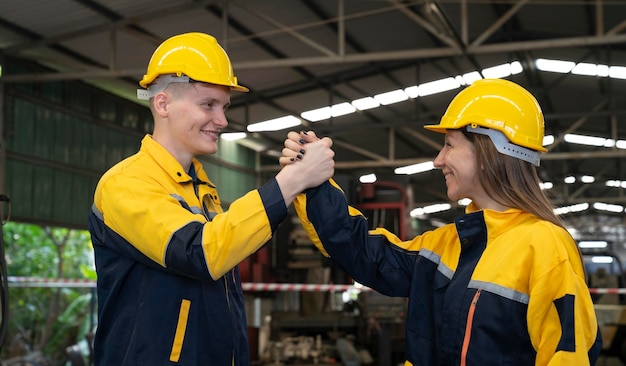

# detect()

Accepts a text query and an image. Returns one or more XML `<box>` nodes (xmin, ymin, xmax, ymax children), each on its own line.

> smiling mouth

<box><xmin>201</xmin><ymin>130</ymin><xmax>219</xmax><ymax>138</ymax></box>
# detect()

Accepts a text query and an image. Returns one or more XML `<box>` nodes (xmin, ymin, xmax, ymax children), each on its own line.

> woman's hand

<box><xmin>275</xmin><ymin>130</ymin><xmax>334</xmax><ymax>203</ymax></box>
<box><xmin>279</xmin><ymin>130</ymin><xmax>328</xmax><ymax>167</ymax></box>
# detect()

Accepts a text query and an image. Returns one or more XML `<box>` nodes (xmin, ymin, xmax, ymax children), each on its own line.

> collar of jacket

<box><xmin>463</xmin><ymin>202</ymin><xmax>534</xmax><ymax>243</ymax></box>
<box><xmin>140</xmin><ymin>134</ymin><xmax>215</xmax><ymax>187</ymax></box>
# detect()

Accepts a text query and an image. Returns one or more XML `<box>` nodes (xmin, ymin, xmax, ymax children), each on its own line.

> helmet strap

<box><xmin>466</xmin><ymin>125</ymin><xmax>541</xmax><ymax>167</ymax></box>
<box><xmin>137</xmin><ymin>74</ymin><xmax>190</xmax><ymax>100</ymax></box>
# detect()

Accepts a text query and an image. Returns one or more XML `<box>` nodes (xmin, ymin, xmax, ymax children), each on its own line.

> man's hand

<box><xmin>275</xmin><ymin>130</ymin><xmax>334</xmax><ymax>204</ymax></box>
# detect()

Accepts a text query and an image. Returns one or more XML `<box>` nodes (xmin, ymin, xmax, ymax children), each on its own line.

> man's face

<box><xmin>164</xmin><ymin>83</ymin><xmax>231</xmax><ymax>158</ymax></box>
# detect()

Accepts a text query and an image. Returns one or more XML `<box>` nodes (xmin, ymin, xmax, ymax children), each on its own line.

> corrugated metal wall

<box><xmin>3</xmin><ymin>57</ymin><xmax>259</xmax><ymax>229</ymax></box>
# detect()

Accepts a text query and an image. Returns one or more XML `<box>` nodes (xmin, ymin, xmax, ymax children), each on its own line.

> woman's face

<box><xmin>433</xmin><ymin>129</ymin><xmax>487</xmax><ymax>203</ymax></box>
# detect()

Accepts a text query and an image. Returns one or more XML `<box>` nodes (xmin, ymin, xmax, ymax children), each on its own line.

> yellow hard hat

<box><xmin>424</xmin><ymin>78</ymin><xmax>546</xmax><ymax>159</ymax></box>
<box><xmin>138</xmin><ymin>32</ymin><xmax>248</xmax><ymax>94</ymax></box>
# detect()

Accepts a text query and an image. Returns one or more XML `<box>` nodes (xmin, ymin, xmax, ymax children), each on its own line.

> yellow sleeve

<box><xmin>527</xmin><ymin>236</ymin><xmax>600</xmax><ymax>365</ymax></box>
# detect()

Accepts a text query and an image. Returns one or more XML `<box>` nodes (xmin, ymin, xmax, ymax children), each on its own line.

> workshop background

<box><xmin>1</xmin><ymin>0</ymin><xmax>626</xmax><ymax>365</ymax></box>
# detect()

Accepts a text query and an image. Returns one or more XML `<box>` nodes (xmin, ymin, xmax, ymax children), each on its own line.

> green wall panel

<box><xmin>5</xmin><ymin>161</ymin><xmax>34</xmax><ymax>221</ymax></box>
<box><xmin>204</xmin><ymin>139</ymin><xmax>258</xmax><ymax>204</ymax></box>
<box><xmin>203</xmin><ymin>160</ymin><xmax>257</xmax><ymax>205</ymax></box>
<box><xmin>5</xmin><ymin>160</ymin><xmax>99</xmax><ymax>227</ymax></box>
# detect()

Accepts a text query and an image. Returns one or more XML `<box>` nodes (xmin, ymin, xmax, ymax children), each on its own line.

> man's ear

<box><xmin>153</xmin><ymin>92</ymin><xmax>169</xmax><ymax>117</ymax></box>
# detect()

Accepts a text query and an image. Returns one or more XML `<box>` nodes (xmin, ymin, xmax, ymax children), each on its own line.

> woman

<box><xmin>281</xmin><ymin>79</ymin><xmax>602</xmax><ymax>365</ymax></box>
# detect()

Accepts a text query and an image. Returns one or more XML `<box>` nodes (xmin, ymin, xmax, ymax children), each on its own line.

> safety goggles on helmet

<box><xmin>137</xmin><ymin>74</ymin><xmax>192</xmax><ymax>100</ymax></box>
<box><xmin>466</xmin><ymin>124</ymin><xmax>541</xmax><ymax>166</ymax></box>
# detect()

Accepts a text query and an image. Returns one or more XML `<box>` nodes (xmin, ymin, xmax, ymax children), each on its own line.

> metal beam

<box><xmin>469</xmin><ymin>0</ymin><xmax>528</xmax><ymax>48</ymax></box>
<box><xmin>4</xmin><ymin>32</ymin><xmax>626</xmax><ymax>83</ymax></box>
<box><xmin>3</xmin><ymin>0</ymin><xmax>220</xmax><ymax>53</ymax></box>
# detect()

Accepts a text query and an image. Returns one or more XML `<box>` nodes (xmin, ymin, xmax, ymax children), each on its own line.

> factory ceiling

<box><xmin>1</xmin><ymin>0</ymin><xmax>626</xmax><ymax>238</ymax></box>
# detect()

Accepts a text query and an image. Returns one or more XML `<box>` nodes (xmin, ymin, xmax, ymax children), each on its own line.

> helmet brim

<box><xmin>423</xmin><ymin>124</ymin><xmax>447</xmax><ymax>134</ymax></box>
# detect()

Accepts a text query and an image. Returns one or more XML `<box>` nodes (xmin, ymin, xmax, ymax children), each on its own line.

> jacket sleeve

<box><xmin>294</xmin><ymin>180</ymin><xmax>418</xmax><ymax>296</ymax></box>
<box><xmin>526</xmin><ymin>228</ymin><xmax>602</xmax><ymax>365</ymax></box>
<box><xmin>95</xmin><ymin>174</ymin><xmax>287</xmax><ymax>280</ymax></box>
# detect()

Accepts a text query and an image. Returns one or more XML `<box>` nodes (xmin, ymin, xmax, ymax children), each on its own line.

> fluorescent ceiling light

<box><xmin>482</xmin><ymin>62</ymin><xmax>520</xmax><ymax>79</ymax></box>
<box><xmin>578</xmin><ymin>241</ymin><xmax>608</xmax><ymax>249</ymax></box>
<box><xmin>458</xmin><ymin>198</ymin><xmax>471</xmax><ymax>206</ymax></box>
<box><xmin>572</xmin><ymin>62</ymin><xmax>609</xmax><ymax>77</ymax></box>
<box><xmin>410</xmin><ymin>203</ymin><xmax>451</xmax><ymax>217</ymax></box>
<box><xmin>394</xmin><ymin>161</ymin><xmax>434</xmax><ymax>175</ymax></box>
<box><xmin>404</xmin><ymin>85</ymin><xmax>419</xmax><ymax>98</ymax></box>
<box><xmin>572</xmin><ymin>62</ymin><xmax>600</xmax><ymax>76</ymax></box>
<box><xmin>564</xmin><ymin>176</ymin><xmax>576</xmax><ymax>184</ymax></box>
<box><xmin>247</xmin><ymin>115</ymin><xmax>301</xmax><ymax>132</ymax></box>
<box><xmin>554</xmin><ymin>203</ymin><xmax>589</xmax><ymax>215</ymax></box>
<box><xmin>539</xmin><ymin>182</ymin><xmax>553</xmax><ymax>190</ymax></box>
<box><xmin>593</xmin><ymin>202</ymin><xmax>624</xmax><ymax>213</ymax></box>
<box><xmin>615</xmin><ymin>140</ymin><xmax>626</xmax><ymax>149</ymax></box>
<box><xmin>374</xmin><ymin>89</ymin><xmax>408</xmax><ymax>105</ymax></box>
<box><xmin>301</xmin><ymin>102</ymin><xmax>357</xmax><ymax>122</ymax></box>
<box><xmin>537</xmin><ymin>58</ymin><xmax>625</xmax><ymax>80</ymax></box>
<box><xmin>591</xmin><ymin>256</ymin><xmax>614</xmax><ymax>264</ymax></box>
<box><xmin>581</xmin><ymin>175</ymin><xmax>595</xmax><ymax>183</ymax></box>
<box><xmin>424</xmin><ymin>203</ymin><xmax>452</xmax><ymax>214</ymax></box>
<box><xmin>535</xmin><ymin>58</ymin><xmax>575</xmax><ymax>73</ymax></box>
<box><xmin>359</xmin><ymin>173</ymin><xmax>377</xmax><ymax>183</ymax></box>
<box><xmin>462</xmin><ymin>71</ymin><xmax>482</xmax><ymax>85</ymax></box>
<box><xmin>564</xmin><ymin>133</ymin><xmax>614</xmax><ymax>147</ymax></box>
<box><xmin>301</xmin><ymin>106</ymin><xmax>331</xmax><ymax>122</ymax></box>
<box><xmin>331</xmin><ymin>102</ymin><xmax>356</xmax><ymax>117</ymax></box>
<box><xmin>543</xmin><ymin>135</ymin><xmax>554</xmax><ymax>146</ymax></box>
<box><xmin>510</xmin><ymin>61</ymin><xmax>523</xmax><ymax>74</ymax></box>
<box><xmin>352</xmin><ymin>96</ymin><xmax>380</xmax><ymax>111</ymax></box>
<box><xmin>221</xmin><ymin>132</ymin><xmax>246</xmax><ymax>141</ymax></box>
<box><xmin>606</xmin><ymin>180</ymin><xmax>626</xmax><ymax>188</ymax></box>
<box><xmin>597</xmin><ymin>64</ymin><xmax>609</xmax><ymax>77</ymax></box>
<box><xmin>416</xmin><ymin>77</ymin><xmax>461</xmax><ymax>97</ymax></box>
<box><xmin>609</xmin><ymin>66</ymin><xmax>626</xmax><ymax>79</ymax></box>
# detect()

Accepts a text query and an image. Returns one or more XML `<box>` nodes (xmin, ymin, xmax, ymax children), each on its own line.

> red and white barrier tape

<box><xmin>6</xmin><ymin>276</ymin><xmax>370</xmax><ymax>292</ymax></box>
<box><xmin>7</xmin><ymin>277</ymin><xmax>626</xmax><ymax>294</ymax></box>
<box><xmin>241</xmin><ymin>283</ymin><xmax>371</xmax><ymax>292</ymax></box>
<box><xmin>8</xmin><ymin>276</ymin><xmax>95</xmax><ymax>288</ymax></box>
<box><xmin>589</xmin><ymin>288</ymin><xmax>626</xmax><ymax>294</ymax></box>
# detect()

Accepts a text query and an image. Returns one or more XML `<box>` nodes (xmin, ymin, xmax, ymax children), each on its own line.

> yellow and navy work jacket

<box><xmin>295</xmin><ymin>180</ymin><xmax>602</xmax><ymax>366</ymax></box>
<box><xmin>88</xmin><ymin>135</ymin><xmax>287</xmax><ymax>365</ymax></box>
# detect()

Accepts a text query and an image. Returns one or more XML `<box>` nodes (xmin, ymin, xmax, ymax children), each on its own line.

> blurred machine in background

<box><xmin>241</xmin><ymin>179</ymin><xmax>411</xmax><ymax>365</ymax></box>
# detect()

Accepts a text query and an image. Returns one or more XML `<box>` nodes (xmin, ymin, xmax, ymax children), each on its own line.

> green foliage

<box><xmin>1</xmin><ymin>221</ymin><xmax>95</xmax><ymax>364</ymax></box>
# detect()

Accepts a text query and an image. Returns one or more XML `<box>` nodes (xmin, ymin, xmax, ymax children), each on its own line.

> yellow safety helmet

<box><xmin>137</xmin><ymin>32</ymin><xmax>248</xmax><ymax>99</ymax></box>
<box><xmin>424</xmin><ymin>78</ymin><xmax>546</xmax><ymax>166</ymax></box>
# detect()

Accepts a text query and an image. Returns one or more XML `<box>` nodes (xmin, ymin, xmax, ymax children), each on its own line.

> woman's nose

<box><xmin>433</xmin><ymin>149</ymin><xmax>445</xmax><ymax>169</ymax></box>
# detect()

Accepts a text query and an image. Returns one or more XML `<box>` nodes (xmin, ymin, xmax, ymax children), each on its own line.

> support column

<box><xmin>0</xmin><ymin>55</ymin><xmax>6</xmax><ymax>203</ymax></box>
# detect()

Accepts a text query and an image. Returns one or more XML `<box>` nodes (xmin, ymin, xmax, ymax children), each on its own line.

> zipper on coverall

<box><xmin>202</xmin><ymin>190</ymin><xmax>235</xmax><ymax>365</ymax></box>
<box><xmin>460</xmin><ymin>288</ymin><xmax>482</xmax><ymax>366</ymax></box>
<box><xmin>195</xmin><ymin>174</ymin><xmax>236</xmax><ymax>365</ymax></box>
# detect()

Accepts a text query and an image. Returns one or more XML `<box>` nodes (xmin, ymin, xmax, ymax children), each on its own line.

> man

<box><xmin>87</xmin><ymin>32</ymin><xmax>334</xmax><ymax>365</ymax></box>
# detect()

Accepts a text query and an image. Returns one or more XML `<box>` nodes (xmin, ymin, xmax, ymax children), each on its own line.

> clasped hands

<box><xmin>279</xmin><ymin>130</ymin><xmax>335</xmax><ymax>191</ymax></box>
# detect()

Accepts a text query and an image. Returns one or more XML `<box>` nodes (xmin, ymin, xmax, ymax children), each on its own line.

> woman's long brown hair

<box><xmin>459</xmin><ymin>130</ymin><xmax>588</xmax><ymax>281</ymax></box>
<box><xmin>464</xmin><ymin>132</ymin><xmax>565</xmax><ymax>229</ymax></box>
